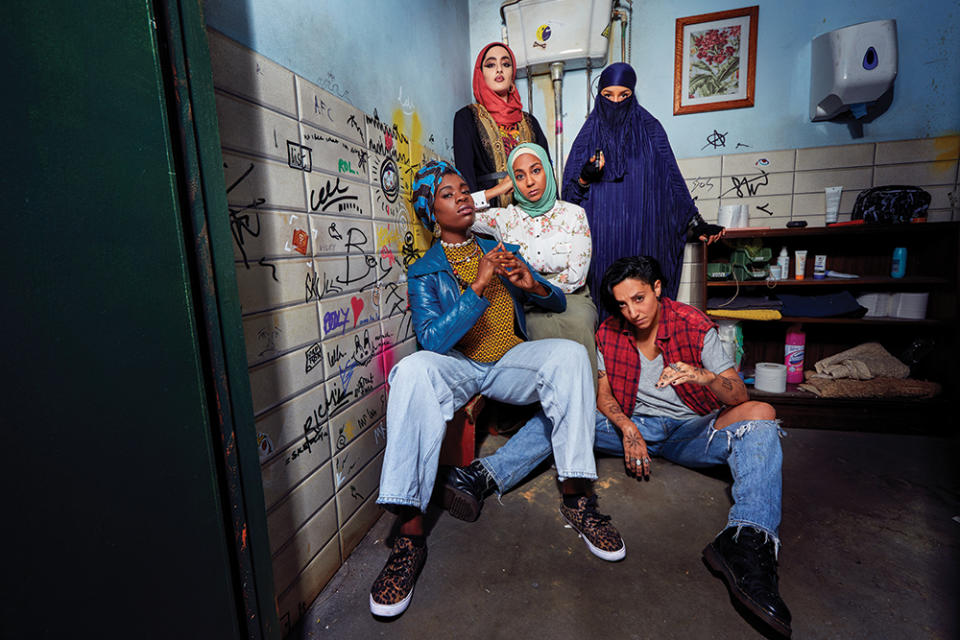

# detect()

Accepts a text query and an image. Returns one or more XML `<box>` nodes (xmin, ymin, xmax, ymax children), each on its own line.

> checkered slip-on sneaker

<box><xmin>369</xmin><ymin>536</ymin><xmax>428</xmax><ymax>617</ymax></box>
<box><xmin>559</xmin><ymin>495</ymin><xmax>626</xmax><ymax>562</ymax></box>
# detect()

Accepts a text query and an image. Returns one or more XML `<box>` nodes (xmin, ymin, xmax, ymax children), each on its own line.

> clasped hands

<box><xmin>472</xmin><ymin>242</ymin><xmax>547</xmax><ymax>297</ymax></box>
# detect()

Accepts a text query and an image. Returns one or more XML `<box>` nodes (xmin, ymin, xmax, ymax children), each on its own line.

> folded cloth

<box><xmin>706</xmin><ymin>295</ymin><xmax>782</xmax><ymax>311</ymax></box>
<box><xmin>811</xmin><ymin>341</ymin><xmax>910</xmax><ymax>380</ymax></box>
<box><xmin>798</xmin><ymin>376</ymin><xmax>940</xmax><ymax>399</ymax></box>
<box><xmin>775</xmin><ymin>291</ymin><xmax>867</xmax><ymax>318</ymax></box>
<box><xmin>707</xmin><ymin>309</ymin><xmax>782</xmax><ymax>321</ymax></box>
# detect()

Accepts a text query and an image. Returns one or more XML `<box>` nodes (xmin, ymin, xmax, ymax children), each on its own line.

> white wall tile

<box><xmin>369</xmin><ymin>154</ymin><xmax>404</xmax><ymax>212</ymax></box>
<box><xmin>874</xmin><ymin>161</ymin><xmax>959</xmax><ymax>187</ymax></box>
<box><xmin>796</xmin><ymin>143</ymin><xmax>874</xmax><ymax>171</ymax></box>
<box><xmin>276</xmin><ymin>537</ymin><xmax>340</xmax><ymax>633</ymax></box>
<box><xmin>333</xmin><ymin>418</ymin><xmax>387</xmax><ymax>490</ymax></box>
<box><xmin>243</xmin><ymin>303</ymin><xmax>320</xmax><ymax>367</ymax></box>
<box><xmin>254</xmin><ymin>383</ymin><xmax>328</xmax><ymax>468</ymax></box>
<box><xmin>308</xmin><ymin>215</ymin><xmax>374</xmax><ymax>257</ymax></box>
<box><xmin>376</xmin><ymin>282</ymin><xmax>409</xmax><ymax>319</ymax></box>
<box><xmin>215</xmin><ymin>92</ymin><xmax>301</xmax><ymax>162</ymax></box>
<box><xmin>336</xmin><ymin>451</ymin><xmax>384</xmax><ymax>526</ymax></box>
<box><xmin>324</xmin><ymin>358</ymin><xmax>386</xmax><ymax>419</ymax></box>
<box><xmin>721</xmin><ymin>149</ymin><xmax>795</xmax><ymax>175</ymax></box>
<box><xmin>339</xmin><ymin>489</ymin><xmax>384</xmax><ymax>559</ymax></box>
<box><xmin>380</xmin><ymin>309</ymin><xmax>417</xmax><ymax>347</ymax></box>
<box><xmin>716</xmin><ymin>171</ymin><xmax>794</xmax><ymax>198</ymax></box>
<box><xmin>266</xmin><ymin>460</ymin><xmax>335</xmax><ymax>554</ymax></box>
<box><xmin>678</xmin><ymin>155</ymin><xmax>722</xmax><ymax>180</ymax></box>
<box><xmin>235</xmin><ymin>257</ymin><xmax>313</xmax><ymax>316</ymax></box>
<box><xmin>875</xmin><ymin>136</ymin><xmax>960</xmax><ymax>165</ymax></box>
<box><xmin>300</xmin><ymin>123</ymin><xmax>369</xmax><ymax>182</ymax></box>
<box><xmin>271</xmin><ymin>498</ymin><xmax>338</xmax><ymax>595</ymax></box>
<box><xmin>305</xmin><ymin>170</ymin><xmax>372</xmax><ymax>218</ymax></box>
<box><xmin>321</xmin><ymin>323</ymin><xmax>389</xmax><ymax>382</ymax></box>
<box><xmin>231</xmin><ymin>210</ymin><xmax>312</xmax><ymax>264</ymax></box>
<box><xmin>793</xmin><ymin>167</ymin><xmax>873</xmax><ymax>193</ymax></box>
<box><xmin>319</xmin><ymin>289</ymin><xmax>380</xmax><ymax>340</ymax></box>
<box><xmin>365</xmin><ymin>115</ymin><xmax>400</xmax><ymax>160</ymax></box>
<box><xmin>311</xmin><ymin>255</ymin><xmax>379</xmax><ymax>301</ymax></box>
<box><xmin>380</xmin><ymin>338</ymin><xmax>418</xmax><ymax>380</ymax></box>
<box><xmin>296</xmin><ymin>77</ymin><xmax>367</xmax><ymax>145</ymax></box>
<box><xmin>223</xmin><ymin>152</ymin><xmax>307</xmax><ymax>212</ymax></box>
<box><xmin>248</xmin><ymin>344</ymin><xmax>326</xmax><ymax>415</ymax></box>
<box><xmin>693</xmin><ymin>198</ymin><xmax>721</xmax><ymax>221</ymax></box>
<box><xmin>207</xmin><ymin>29</ymin><xmax>297</xmax><ymax>117</ymax></box>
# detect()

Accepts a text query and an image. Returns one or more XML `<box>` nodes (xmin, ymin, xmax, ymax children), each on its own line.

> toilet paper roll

<box><xmin>733</xmin><ymin>204</ymin><xmax>749</xmax><ymax>228</ymax></box>
<box><xmin>718</xmin><ymin>204</ymin><xmax>739</xmax><ymax>228</ymax></box>
<box><xmin>754</xmin><ymin>362</ymin><xmax>787</xmax><ymax>393</ymax></box>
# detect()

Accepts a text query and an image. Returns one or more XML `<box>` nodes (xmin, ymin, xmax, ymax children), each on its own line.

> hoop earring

<box><xmin>432</xmin><ymin>222</ymin><xmax>441</xmax><ymax>238</ymax></box>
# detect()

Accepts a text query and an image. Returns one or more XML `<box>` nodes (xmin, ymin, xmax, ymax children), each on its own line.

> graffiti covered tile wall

<box><xmin>207</xmin><ymin>28</ymin><xmax>446</xmax><ymax>631</ymax></box>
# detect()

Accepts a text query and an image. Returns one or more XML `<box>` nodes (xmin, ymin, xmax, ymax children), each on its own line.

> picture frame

<box><xmin>674</xmin><ymin>6</ymin><xmax>758</xmax><ymax>115</ymax></box>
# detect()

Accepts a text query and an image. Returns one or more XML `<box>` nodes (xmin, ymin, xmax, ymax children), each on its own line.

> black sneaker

<box><xmin>441</xmin><ymin>461</ymin><xmax>493</xmax><ymax>522</ymax></box>
<box><xmin>703</xmin><ymin>527</ymin><xmax>792</xmax><ymax>637</ymax></box>
<box><xmin>369</xmin><ymin>536</ymin><xmax>427</xmax><ymax>617</ymax></box>
<box><xmin>559</xmin><ymin>495</ymin><xmax>626</xmax><ymax>561</ymax></box>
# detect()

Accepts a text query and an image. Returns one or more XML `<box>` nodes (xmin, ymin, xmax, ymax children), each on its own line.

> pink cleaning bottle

<box><xmin>784</xmin><ymin>324</ymin><xmax>805</xmax><ymax>384</ymax></box>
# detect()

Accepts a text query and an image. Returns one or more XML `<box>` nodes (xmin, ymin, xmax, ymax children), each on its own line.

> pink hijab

<box><xmin>472</xmin><ymin>42</ymin><xmax>524</xmax><ymax>126</ymax></box>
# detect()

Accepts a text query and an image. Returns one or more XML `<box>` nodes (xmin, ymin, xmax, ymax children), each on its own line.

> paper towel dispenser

<box><xmin>810</xmin><ymin>19</ymin><xmax>898</xmax><ymax>121</ymax></box>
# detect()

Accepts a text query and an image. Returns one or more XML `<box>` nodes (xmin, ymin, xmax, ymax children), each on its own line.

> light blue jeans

<box><xmin>482</xmin><ymin>410</ymin><xmax>784</xmax><ymax>542</ymax></box>
<box><xmin>377</xmin><ymin>339</ymin><xmax>597</xmax><ymax>513</ymax></box>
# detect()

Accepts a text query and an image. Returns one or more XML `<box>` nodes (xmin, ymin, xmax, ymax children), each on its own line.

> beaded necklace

<box><xmin>443</xmin><ymin>238</ymin><xmax>481</xmax><ymax>290</ymax></box>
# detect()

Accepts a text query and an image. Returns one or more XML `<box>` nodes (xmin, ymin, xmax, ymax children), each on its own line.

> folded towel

<box><xmin>706</xmin><ymin>295</ymin><xmax>782</xmax><ymax>311</ymax></box>
<box><xmin>811</xmin><ymin>342</ymin><xmax>909</xmax><ymax>380</ymax></box>
<box><xmin>706</xmin><ymin>309</ymin><xmax>782</xmax><ymax>321</ymax></box>
<box><xmin>798</xmin><ymin>376</ymin><xmax>939</xmax><ymax>398</ymax></box>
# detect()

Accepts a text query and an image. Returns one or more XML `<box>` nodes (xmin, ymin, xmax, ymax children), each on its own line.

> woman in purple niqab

<box><xmin>562</xmin><ymin>63</ymin><xmax>721</xmax><ymax>313</ymax></box>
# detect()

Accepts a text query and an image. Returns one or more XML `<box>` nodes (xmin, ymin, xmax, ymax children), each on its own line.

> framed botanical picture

<box><xmin>674</xmin><ymin>6</ymin><xmax>758</xmax><ymax>115</ymax></box>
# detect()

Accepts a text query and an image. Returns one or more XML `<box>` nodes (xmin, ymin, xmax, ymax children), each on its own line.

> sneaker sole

<box><xmin>369</xmin><ymin>588</ymin><xmax>415</xmax><ymax>617</ymax></box>
<box><xmin>561</xmin><ymin>512</ymin><xmax>626</xmax><ymax>562</ymax></box>
<box><xmin>442</xmin><ymin>485</ymin><xmax>481</xmax><ymax>522</ymax></box>
<box><xmin>702</xmin><ymin>543</ymin><xmax>792</xmax><ymax>637</ymax></box>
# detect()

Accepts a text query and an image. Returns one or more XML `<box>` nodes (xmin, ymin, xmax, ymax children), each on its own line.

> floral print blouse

<box><xmin>474</xmin><ymin>200</ymin><xmax>592</xmax><ymax>294</ymax></box>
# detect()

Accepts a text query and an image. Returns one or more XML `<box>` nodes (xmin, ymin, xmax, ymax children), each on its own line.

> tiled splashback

<box><xmin>674</xmin><ymin>136</ymin><xmax>960</xmax><ymax>308</ymax></box>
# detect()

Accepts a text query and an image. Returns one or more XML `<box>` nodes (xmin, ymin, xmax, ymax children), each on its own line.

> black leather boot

<box><xmin>703</xmin><ymin>527</ymin><xmax>792</xmax><ymax>637</ymax></box>
<box><xmin>440</xmin><ymin>461</ymin><xmax>494</xmax><ymax>522</ymax></box>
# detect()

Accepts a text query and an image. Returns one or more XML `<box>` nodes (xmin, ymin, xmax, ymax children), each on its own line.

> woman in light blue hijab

<box><xmin>473</xmin><ymin>142</ymin><xmax>599</xmax><ymax>389</ymax></box>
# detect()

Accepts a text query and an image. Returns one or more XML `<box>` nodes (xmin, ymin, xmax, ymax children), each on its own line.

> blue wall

<box><xmin>469</xmin><ymin>0</ymin><xmax>960</xmax><ymax>160</ymax></box>
<box><xmin>203</xmin><ymin>0</ymin><xmax>472</xmax><ymax>159</ymax></box>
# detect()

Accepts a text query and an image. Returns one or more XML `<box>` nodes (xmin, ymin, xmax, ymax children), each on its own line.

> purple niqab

<box><xmin>562</xmin><ymin>63</ymin><xmax>697</xmax><ymax>311</ymax></box>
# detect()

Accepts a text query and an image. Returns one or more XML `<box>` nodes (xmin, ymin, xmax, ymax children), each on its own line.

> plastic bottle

<box><xmin>776</xmin><ymin>247</ymin><xmax>789</xmax><ymax>282</ymax></box>
<box><xmin>891</xmin><ymin>247</ymin><xmax>907</xmax><ymax>278</ymax></box>
<box><xmin>784</xmin><ymin>324</ymin><xmax>805</xmax><ymax>384</ymax></box>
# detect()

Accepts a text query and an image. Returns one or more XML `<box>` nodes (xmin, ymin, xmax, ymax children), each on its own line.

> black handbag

<box><xmin>851</xmin><ymin>185</ymin><xmax>931</xmax><ymax>224</ymax></box>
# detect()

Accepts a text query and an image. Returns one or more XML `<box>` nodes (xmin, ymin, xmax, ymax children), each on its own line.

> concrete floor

<box><xmin>293</xmin><ymin>428</ymin><xmax>959</xmax><ymax>639</ymax></box>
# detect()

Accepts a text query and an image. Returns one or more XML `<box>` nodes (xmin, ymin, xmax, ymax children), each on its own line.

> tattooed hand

<box><xmin>656</xmin><ymin>361</ymin><xmax>714</xmax><ymax>388</ymax></box>
<box><xmin>623</xmin><ymin>429</ymin><xmax>651</xmax><ymax>479</ymax></box>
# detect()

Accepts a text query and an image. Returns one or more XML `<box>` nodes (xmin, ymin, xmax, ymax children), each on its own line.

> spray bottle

<box><xmin>784</xmin><ymin>324</ymin><xmax>806</xmax><ymax>384</ymax></box>
<box><xmin>777</xmin><ymin>247</ymin><xmax>790</xmax><ymax>282</ymax></box>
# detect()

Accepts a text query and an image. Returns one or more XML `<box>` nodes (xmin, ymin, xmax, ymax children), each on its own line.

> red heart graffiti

<box><xmin>351</xmin><ymin>296</ymin><xmax>364</xmax><ymax>327</ymax></box>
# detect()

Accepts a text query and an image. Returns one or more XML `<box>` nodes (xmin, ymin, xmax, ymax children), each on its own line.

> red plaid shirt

<box><xmin>596</xmin><ymin>296</ymin><xmax>723</xmax><ymax>416</ymax></box>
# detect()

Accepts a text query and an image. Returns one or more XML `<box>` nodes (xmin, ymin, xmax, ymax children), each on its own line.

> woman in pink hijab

<box><xmin>454</xmin><ymin>42</ymin><xmax>551</xmax><ymax>208</ymax></box>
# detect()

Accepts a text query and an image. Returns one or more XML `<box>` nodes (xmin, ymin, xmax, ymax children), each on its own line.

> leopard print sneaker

<box><xmin>559</xmin><ymin>495</ymin><xmax>626</xmax><ymax>562</ymax></box>
<box><xmin>369</xmin><ymin>536</ymin><xmax>428</xmax><ymax>617</ymax></box>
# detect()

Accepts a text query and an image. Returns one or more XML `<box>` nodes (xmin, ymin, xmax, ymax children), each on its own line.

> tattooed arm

<box><xmin>598</xmin><ymin>370</ymin><xmax>651</xmax><ymax>478</ymax></box>
<box><xmin>657</xmin><ymin>364</ymin><xmax>748</xmax><ymax>405</ymax></box>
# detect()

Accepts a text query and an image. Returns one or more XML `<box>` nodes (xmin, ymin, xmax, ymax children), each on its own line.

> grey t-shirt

<box><xmin>597</xmin><ymin>328</ymin><xmax>734</xmax><ymax>419</ymax></box>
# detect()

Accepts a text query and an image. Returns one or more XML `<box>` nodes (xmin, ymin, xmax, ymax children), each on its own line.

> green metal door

<box><xmin>3</xmin><ymin>2</ymin><xmax>276</xmax><ymax>637</ymax></box>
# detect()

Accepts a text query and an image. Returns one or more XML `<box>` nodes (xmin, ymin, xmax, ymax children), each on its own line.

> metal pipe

<box><xmin>527</xmin><ymin>66</ymin><xmax>533</xmax><ymax>114</ymax></box>
<box><xmin>550</xmin><ymin>61</ymin><xmax>565</xmax><ymax>183</ymax></box>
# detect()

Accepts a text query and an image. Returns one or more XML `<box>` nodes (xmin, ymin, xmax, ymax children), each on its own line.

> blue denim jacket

<box><xmin>407</xmin><ymin>236</ymin><xmax>566</xmax><ymax>354</ymax></box>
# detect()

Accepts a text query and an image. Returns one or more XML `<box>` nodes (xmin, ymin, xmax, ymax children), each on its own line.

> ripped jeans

<box><xmin>594</xmin><ymin>412</ymin><xmax>784</xmax><ymax>543</ymax></box>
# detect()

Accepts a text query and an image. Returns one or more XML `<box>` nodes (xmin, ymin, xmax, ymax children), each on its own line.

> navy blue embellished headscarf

<box><xmin>561</xmin><ymin>62</ymin><xmax>697</xmax><ymax>309</ymax></box>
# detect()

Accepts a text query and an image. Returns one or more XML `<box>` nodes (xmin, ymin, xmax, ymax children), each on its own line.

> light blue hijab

<box><xmin>507</xmin><ymin>142</ymin><xmax>557</xmax><ymax>217</ymax></box>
